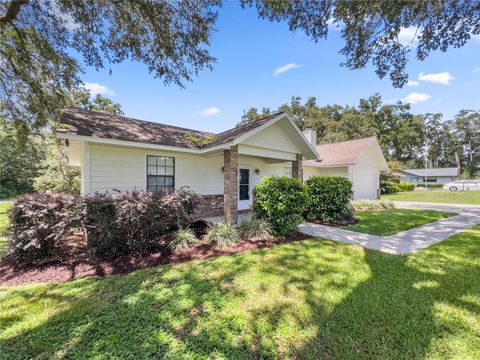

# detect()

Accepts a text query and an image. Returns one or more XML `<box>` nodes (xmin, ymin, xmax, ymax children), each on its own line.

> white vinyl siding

<box><xmin>87</xmin><ymin>144</ymin><xmax>224</xmax><ymax>195</ymax></box>
<box><xmin>243</xmin><ymin>122</ymin><xmax>303</xmax><ymax>154</ymax></box>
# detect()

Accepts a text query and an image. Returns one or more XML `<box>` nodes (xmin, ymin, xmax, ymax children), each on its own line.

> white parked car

<box><xmin>443</xmin><ymin>180</ymin><xmax>480</xmax><ymax>191</ymax></box>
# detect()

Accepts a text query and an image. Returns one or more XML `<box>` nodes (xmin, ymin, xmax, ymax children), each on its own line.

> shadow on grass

<box><xmin>1</xmin><ymin>228</ymin><xmax>479</xmax><ymax>359</ymax></box>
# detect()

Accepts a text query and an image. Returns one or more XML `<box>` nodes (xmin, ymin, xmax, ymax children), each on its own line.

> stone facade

<box><xmin>292</xmin><ymin>153</ymin><xmax>303</xmax><ymax>181</ymax></box>
<box><xmin>224</xmin><ymin>145</ymin><xmax>238</xmax><ymax>223</ymax></box>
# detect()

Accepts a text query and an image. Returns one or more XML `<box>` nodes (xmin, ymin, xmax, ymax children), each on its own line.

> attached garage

<box><xmin>302</xmin><ymin>136</ymin><xmax>388</xmax><ymax>200</ymax></box>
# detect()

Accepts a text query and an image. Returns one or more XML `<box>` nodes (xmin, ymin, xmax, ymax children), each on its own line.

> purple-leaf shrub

<box><xmin>8</xmin><ymin>193</ymin><xmax>81</xmax><ymax>263</ymax></box>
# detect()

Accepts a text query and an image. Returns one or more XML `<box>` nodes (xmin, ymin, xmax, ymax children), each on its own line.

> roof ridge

<box><xmin>214</xmin><ymin>111</ymin><xmax>285</xmax><ymax>137</ymax></box>
<box><xmin>316</xmin><ymin>136</ymin><xmax>376</xmax><ymax>147</ymax></box>
<box><xmin>64</xmin><ymin>107</ymin><xmax>215</xmax><ymax>136</ymax></box>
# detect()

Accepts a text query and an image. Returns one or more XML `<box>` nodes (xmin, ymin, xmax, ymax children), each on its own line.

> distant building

<box><xmin>395</xmin><ymin>167</ymin><xmax>459</xmax><ymax>185</ymax></box>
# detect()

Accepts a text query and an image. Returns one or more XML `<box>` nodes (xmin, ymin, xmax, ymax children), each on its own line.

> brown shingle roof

<box><xmin>57</xmin><ymin>108</ymin><xmax>284</xmax><ymax>150</ymax></box>
<box><xmin>304</xmin><ymin>136</ymin><xmax>377</xmax><ymax>166</ymax></box>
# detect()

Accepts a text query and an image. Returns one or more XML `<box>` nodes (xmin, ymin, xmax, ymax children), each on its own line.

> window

<box><xmin>239</xmin><ymin>169</ymin><xmax>249</xmax><ymax>200</ymax></box>
<box><xmin>146</xmin><ymin>155</ymin><xmax>175</xmax><ymax>192</ymax></box>
<box><xmin>422</xmin><ymin>177</ymin><xmax>437</xmax><ymax>183</ymax></box>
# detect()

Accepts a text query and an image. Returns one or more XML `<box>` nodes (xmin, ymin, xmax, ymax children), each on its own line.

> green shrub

<box><xmin>238</xmin><ymin>218</ymin><xmax>273</xmax><ymax>241</ymax></box>
<box><xmin>351</xmin><ymin>199</ymin><xmax>394</xmax><ymax>211</ymax></box>
<box><xmin>203</xmin><ymin>222</ymin><xmax>240</xmax><ymax>247</ymax></box>
<box><xmin>9</xmin><ymin>193</ymin><xmax>81</xmax><ymax>263</ymax></box>
<box><xmin>305</xmin><ymin>176</ymin><xmax>353</xmax><ymax>223</ymax></box>
<box><xmin>422</xmin><ymin>184</ymin><xmax>443</xmax><ymax>189</ymax></box>
<box><xmin>397</xmin><ymin>183</ymin><xmax>415</xmax><ymax>192</ymax></box>
<box><xmin>381</xmin><ymin>180</ymin><xmax>400</xmax><ymax>194</ymax></box>
<box><xmin>252</xmin><ymin>176</ymin><xmax>307</xmax><ymax>236</ymax></box>
<box><xmin>169</xmin><ymin>227</ymin><xmax>198</xmax><ymax>251</ymax></box>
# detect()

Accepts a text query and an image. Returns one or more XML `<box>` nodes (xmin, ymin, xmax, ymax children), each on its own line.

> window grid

<box><xmin>146</xmin><ymin>155</ymin><xmax>175</xmax><ymax>193</ymax></box>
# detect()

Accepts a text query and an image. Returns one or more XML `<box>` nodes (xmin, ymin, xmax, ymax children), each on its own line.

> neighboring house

<box><xmin>303</xmin><ymin>136</ymin><xmax>388</xmax><ymax>200</ymax></box>
<box><xmin>395</xmin><ymin>167</ymin><xmax>459</xmax><ymax>185</ymax></box>
<box><xmin>57</xmin><ymin>109</ymin><xmax>387</xmax><ymax>222</ymax></box>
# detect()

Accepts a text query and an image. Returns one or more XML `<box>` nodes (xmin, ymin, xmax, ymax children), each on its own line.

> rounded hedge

<box><xmin>252</xmin><ymin>176</ymin><xmax>307</xmax><ymax>237</ymax></box>
<box><xmin>305</xmin><ymin>176</ymin><xmax>353</xmax><ymax>223</ymax></box>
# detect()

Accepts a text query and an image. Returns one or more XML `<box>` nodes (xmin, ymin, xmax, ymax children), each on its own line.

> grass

<box><xmin>341</xmin><ymin>209</ymin><xmax>456</xmax><ymax>236</ymax></box>
<box><xmin>1</xmin><ymin>210</ymin><xmax>480</xmax><ymax>359</ymax></box>
<box><xmin>0</xmin><ymin>202</ymin><xmax>12</xmax><ymax>259</ymax></box>
<box><xmin>383</xmin><ymin>190</ymin><xmax>480</xmax><ymax>205</ymax></box>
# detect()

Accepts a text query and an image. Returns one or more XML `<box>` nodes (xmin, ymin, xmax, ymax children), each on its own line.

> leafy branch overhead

<box><xmin>1</xmin><ymin>0</ymin><xmax>479</xmax><ymax>131</ymax></box>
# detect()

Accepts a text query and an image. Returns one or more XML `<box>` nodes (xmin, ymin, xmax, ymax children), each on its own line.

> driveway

<box><xmin>299</xmin><ymin>201</ymin><xmax>480</xmax><ymax>255</ymax></box>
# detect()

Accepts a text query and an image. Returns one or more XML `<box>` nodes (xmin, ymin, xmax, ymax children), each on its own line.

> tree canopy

<box><xmin>1</xmin><ymin>0</ymin><xmax>479</xmax><ymax>132</ymax></box>
<box><xmin>240</xmin><ymin>95</ymin><xmax>479</xmax><ymax>177</ymax></box>
<box><xmin>0</xmin><ymin>89</ymin><xmax>123</xmax><ymax>198</ymax></box>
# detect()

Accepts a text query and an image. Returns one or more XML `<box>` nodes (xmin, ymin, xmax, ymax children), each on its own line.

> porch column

<box><xmin>224</xmin><ymin>145</ymin><xmax>238</xmax><ymax>223</ymax></box>
<box><xmin>292</xmin><ymin>153</ymin><xmax>303</xmax><ymax>182</ymax></box>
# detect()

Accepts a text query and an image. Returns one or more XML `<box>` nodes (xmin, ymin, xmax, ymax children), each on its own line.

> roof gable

<box><xmin>304</xmin><ymin>136</ymin><xmax>378</xmax><ymax>166</ymax></box>
<box><xmin>56</xmin><ymin>108</ymin><xmax>318</xmax><ymax>159</ymax></box>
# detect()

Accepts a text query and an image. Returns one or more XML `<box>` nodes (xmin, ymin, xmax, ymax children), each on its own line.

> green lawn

<box><xmin>0</xmin><ymin>202</ymin><xmax>12</xmax><ymax>259</ymax></box>
<box><xmin>1</xmin><ymin>222</ymin><xmax>480</xmax><ymax>359</ymax></box>
<box><xmin>342</xmin><ymin>209</ymin><xmax>455</xmax><ymax>236</ymax></box>
<box><xmin>383</xmin><ymin>190</ymin><xmax>480</xmax><ymax>205</ymax></box>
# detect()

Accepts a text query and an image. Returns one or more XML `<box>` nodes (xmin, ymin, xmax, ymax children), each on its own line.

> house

<box><xmin>57</xmin><ymin>108</ymin><xmax>387</xmax><ymax>222</ymax></box>
<box><xmin>395</xmin><ymin>167</ymin><xmax>459</xmax><ymax>185</ymax></box>
<box><xmin>303</xmin><ymin>136</ymin><xmax>388</xmax><ymax>200</ymax></box>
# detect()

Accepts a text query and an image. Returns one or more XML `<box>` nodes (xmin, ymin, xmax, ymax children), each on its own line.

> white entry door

<box><xmin>238</xmin><ymin>168</ymin><xmax>252</xmax><ymax>210</ymax></box>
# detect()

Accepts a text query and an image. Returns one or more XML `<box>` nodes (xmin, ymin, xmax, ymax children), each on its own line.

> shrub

<box><xmin>8</xmin><ymin>193</ymin><xmax>81</xmax><ymax>263</ymax></box>
<box><xmin>397</xmin><ymin>183</ymin><xmax>415</xmax><ymax>192</ymax></box>
<box><xmin>351</xmin><ymin>199</ymin><xmax>394</xmax><ymax>211</ymax></box>
<box><xmin>203</xmin><ymin>222</ymin><xmax>239</xmax><ymax>247</ymax></box>
<box><xmin>381</xmin><ymin>180</ymin><xmax>400</xmax><ymax>194</ymax></box>
<box><xmin>83</xmin><ymin>188</ymin><xmax>200</xmax><ymax>257</ymax></box>
<box><xmin>252</xmin><ymin>176</ymin><xmax>307</xmax><ymax>236</ymax></box>
<box><xmin>238</xmin><ymin>218</ymin><xmax>273</xmax><ymax>241</ymax></box>
<box><xmin>169</xmin><ymin>227</ymin><xmax>198</xmax><ymax>251</ymax></box>
<box><xmin>305</xmin><ymin>176</ymin><xmax>353</xmax><ymax>223</ymax></box>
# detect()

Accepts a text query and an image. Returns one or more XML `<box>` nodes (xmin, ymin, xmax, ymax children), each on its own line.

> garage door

<box><xmin>353</xmin><ymin>166</ymin><xmax>377</xmax><ymax>200</ymax></box>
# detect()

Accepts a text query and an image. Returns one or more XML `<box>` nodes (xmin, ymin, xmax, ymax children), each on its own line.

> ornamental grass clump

<box><xmin>169</xmin><ymin>227</ymin><xmax>198</xmax><ymax>251</ymax></box>
<box><xmin>351</xmin><ymin>199</ymin><xmax>394</xmax><ymax>211</ymax></box>
<box><xmin>204</xmin><ymin>222</ymin><xmax>240</xmax><ymax>248</ymax></box>
<box><xmin>238</xmin><ymin>218</ymin><xmax>273</xmax><ymax>241</ymax></box>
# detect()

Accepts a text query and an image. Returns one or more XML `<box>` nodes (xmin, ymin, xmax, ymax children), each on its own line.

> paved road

<box><xmin>299</xmin><ymin>201</ymin><xmax>480</xmax><ymax>255</ymax></box>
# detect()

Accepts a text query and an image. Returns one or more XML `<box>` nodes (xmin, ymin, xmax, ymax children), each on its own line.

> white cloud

<box><xmin>471</xmin><ymin>34</ymin><xmax>480</xmax><ymax>43</ymax></box>
<box><xmin>402</xmin><ymin>92</ymin><xmax>431</xmax><ymax>104</ymax></box>
<box><xmin>474</xmin><ymin>67</ymin><xmax>480</xmax><ymax>73</ymax></box>
<box><xmin>418</xmin><ymin>71</ymin><xmax>454</xmax><ymax>85</ymax></box>
<box><xmin>407</xmin><ymin>80</ymin><xmax>420</xmax><ymax>87</ymax></box>
<box><xmin>198</xmin><ymin>106</ymin><xmax>220</xmax><ymax>117</ymax></box>
<box><xmin>82</xmin><ymin>82</ymin><xmax>116</xmax><ymax>97</ymax></box>
<box><xmin>398</xmin><ymin>27</ymin><xmax>421</xmax><ymax>47</ymax></box>
<box><xmin>273</xmin><ymin>63</ymin><xmax>302</xmax><ymax>76</ymax></box>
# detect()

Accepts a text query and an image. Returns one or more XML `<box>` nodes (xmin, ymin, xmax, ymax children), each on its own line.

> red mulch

<box><xmin>0</xmin><ymin>232</ymin><xmax>311</xmax><ymax>287</ymax></box>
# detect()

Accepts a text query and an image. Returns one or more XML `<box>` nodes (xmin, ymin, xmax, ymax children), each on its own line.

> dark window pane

<box><xmin>239</xmin><ymin>184</ymin><xmax>249</xmax><ymax>200</ymax></box>
<box><xmin>240</xmin><ymin>169</ymin><xmax>249</xmax><ymax>184</ymax></box>
<box><xmin>147</xmin><ymin>156</ymin><xmax>157</xmax><ymax>166</ymax></box>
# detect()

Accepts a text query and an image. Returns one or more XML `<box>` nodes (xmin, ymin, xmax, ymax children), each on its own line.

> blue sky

<box><xmin>81</xmin><ymin>2</ymin><xmax>480</xmax><ymax>133</ymax></box>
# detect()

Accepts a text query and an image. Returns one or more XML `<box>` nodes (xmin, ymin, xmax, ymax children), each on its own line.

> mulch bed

<box><xmin>0</xmin><ymin>226</ymin><xmax>311</xmax><ymax>286</ymax></box>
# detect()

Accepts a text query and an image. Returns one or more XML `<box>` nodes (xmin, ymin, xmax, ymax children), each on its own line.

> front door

<box><xmin>238</xmin><ymin>168</ymin><xmax>252</xmax><ymax>210</ymax></box>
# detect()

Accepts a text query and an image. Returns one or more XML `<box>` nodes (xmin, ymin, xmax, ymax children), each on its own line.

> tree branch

<box><xmin>0</xmin><ymin>0</ymin><xmax>28</xmax><ymax>28</ymax></box>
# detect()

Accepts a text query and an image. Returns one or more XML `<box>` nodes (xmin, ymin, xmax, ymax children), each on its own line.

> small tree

<box><xmin>33</xmin><ymin>137</ymin><xmax>80</xmax><ymax>195</ymax></box>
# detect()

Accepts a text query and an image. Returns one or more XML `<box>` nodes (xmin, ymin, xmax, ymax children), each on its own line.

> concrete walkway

<box><xmin>299</xmin><ymin>201</ymin><xmax>480</xmax><ymax>255</ymax></box>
